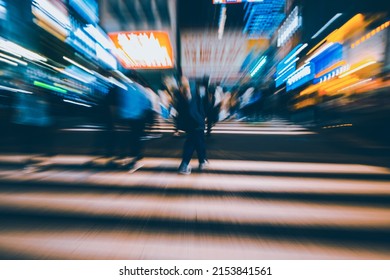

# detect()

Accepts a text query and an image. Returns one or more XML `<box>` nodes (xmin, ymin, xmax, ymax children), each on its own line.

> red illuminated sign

<box><xmin>109</xmin><ymin>31</ymin><xmax>174</xmax><ymax>69</ymax></box>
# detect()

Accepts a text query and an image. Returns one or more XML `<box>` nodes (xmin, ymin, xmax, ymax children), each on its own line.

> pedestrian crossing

<box><xmin>150</xmin><ymin>118</ymin><xmax>316</xmax><ymax>135</ymax></box>
<box><xmin>0</xmin><ymin>153</ymin><xmax>389</xmax><ymax>259</ymax></box>
<box><xmin>61</xmin><ymin>118</ymin><xmax>315</xmax><ymax>135</ymax></box>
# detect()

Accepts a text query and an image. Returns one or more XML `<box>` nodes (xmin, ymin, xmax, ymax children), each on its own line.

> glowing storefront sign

<box><xmin>109</xmin><ymin>31</ymin><xmax>173</xmax><ymax>69</ymax></box>
<box><xmin>277</xmin><ymin>6</ymin><xmax>301</xmax><ymax>47</ymax></box>
<box><xmin>314</xmin><ymin>65</ymin><xmax>350</xmax><ymax>84</ymax></box>
<box><xmin>310</xmin><ymin>43</ymin><xmax>343</xmax><ymax>76</ymax></box>
<box><xmin>286</xmin><ymin>63</ymin><xmax>315</xmax><ymax>91</ymax></box>
<box><xmin>275</xmin><ymin>44</ymin><xmax>308</xmax><ymax>87</ymax></box>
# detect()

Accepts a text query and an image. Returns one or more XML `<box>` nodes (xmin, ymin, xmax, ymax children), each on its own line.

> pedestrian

<box><xmin>178</xmin><ymin>77</ymin><xmax>208</xmax><ymax>175</ymax></box>
<box><xmin>92</xmin><ymin>84</ymin><xmax>118</xmax><ymax>159</ymax></box>
<box><xmin>11</xmin><ymin>77</ymin><xmax>54</xmax><ymax>172</ymax></box>
<box><xmin>117</xmin><ymin>82</ymin><xmax>152</xmax><ymax>171</ymax></box>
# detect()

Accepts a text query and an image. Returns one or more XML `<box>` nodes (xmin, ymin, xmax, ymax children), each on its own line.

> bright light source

<box><xmin>63</xmin><ymin>56</ymin><xmax>94</xmax><ymax>75</ymax></box>
<box><xmin>33</xmin><ymin>81</ymin><xmax>67</xmax><ymax>94</ymax></box>
<box><xmin>109</xmin><ymin>31</ymin><xmax>174</xmax><ymax>69</ymax></box>
<box><xmin>0</xmin><ymin>53</ymin><xmax>27</xmax><ymax>66</ymax></box>
<box><xmin>311</xmin><ymin>13</ymin><xmax>342</xmax><ymax>39</ymax></box>
<box><xmin>0</xmin><ymin>57</ymin><xmax>18</xmax><ymax>66</ymax></box>
<box><xmin>277</xmin><ymin>6</ymin><xmax>301</xmax><ymax>47</ymax></box>
<box><xmin>218</xmin><ymin>5</ymin><xmax>227</xmax><ymax>40</ymax></box>
<box><xmin>250</xmin><ymin>56</ymin><xmax>267</xmax><ymax>77</ymax></box>
<box><xmin>305</xmin><ymin>42</ymin><xmax>334</xmax><ymax>63</ymax></box>
<box><xmin>284</xmin><ymin>43</ymin><xmax>307</xmax><ymax>64</ymax></box>
<box><xmin>63</xmin><ymin>99</ymin><xmax>92</xmax><ymax>107</ymax></box>
<box><xmin>338</xmin><ymin>61</ymin><xmax>376</xmax><ymax>78</ymax></box>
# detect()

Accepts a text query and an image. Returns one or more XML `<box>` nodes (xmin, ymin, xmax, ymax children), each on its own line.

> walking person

<box><xmin>178</xmin><ymin>77</ymin><xmax>208</xmax><ymax>175</ymax></box>
<box><xmin>117</xmin><ymin>82</ymin><xmax>152</xmax><ymax>171</ymax></box>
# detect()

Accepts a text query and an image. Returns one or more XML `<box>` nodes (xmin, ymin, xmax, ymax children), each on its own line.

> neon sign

<box><xmin>286</xmin><ymin>63</ymin><xmax>315</xmax><ymax>91</ymax></box>
<box><xmin>109</xmin><ymin>31</ymin><xmax>174</xmax><ymax>69</ymax></box>
<box><xmin>277</xmin><ymin>6</ymin><xmax>301</xmax><ymax>47</ymax></box>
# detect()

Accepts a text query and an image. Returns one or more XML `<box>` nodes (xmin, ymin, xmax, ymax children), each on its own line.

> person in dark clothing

<box><xmin>117</xmin><ymin>82</ymin><xmax>152</xmax><ymax>171</ymax></box>
<box><xmin>205</xmin><ymin>84</ymin><xmax>215</xmax><ymax>136</ymax></box>
<box><xmin>92</xmin><ymin>85</ymin><xmax>118</xmax><ymax>159</ymax></box>
<box><xmin>173</xmin><ymin>85</ymin><xmax>188</xmax><ymax>135</ymax></box>
<box><xmin>178</xmin><ymin>77</ymin><xmax>208</xmax><ymax>175</ymax></box>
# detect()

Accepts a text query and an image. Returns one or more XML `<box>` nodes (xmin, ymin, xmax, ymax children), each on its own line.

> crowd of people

<box><xmin>0</xmin><ymin>72</ymin><xmax>269</xmax><ymax>175</ymax></box>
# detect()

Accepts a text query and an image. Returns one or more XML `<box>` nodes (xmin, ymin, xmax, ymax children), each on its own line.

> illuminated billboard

<box><xmin>109</xmin><ymin>31</ymin><xmax>174</xmax><ymax>69</ymax></box>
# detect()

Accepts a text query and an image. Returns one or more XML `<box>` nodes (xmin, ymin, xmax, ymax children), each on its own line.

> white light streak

<box><xmin>250</xmin><ymin>56</ymin><xmax>267</xmax><ymax>77</ymax></box>
<box><xmin>284</xmin><ymin>43</ymin><xmax>307</xmax><ymax>64</ymax></box>
<box><xmin>0</xmin><ymin>57</ymin><xmax>17</xmax><ymax>66</ymax></box>
<box><xmin>305</xmin><ymin>43</ymin><xmax>334</xmax><ymax>63</ymax></box>
<box><xmin>63</xmin><ymin>56</ymin><xmax>94</xmax><ymax>75</ymax></box>
<box><xmin>277</xmin><ymin>57</ymin><xmax>299</xmax><ymax>76</ymax></box>
<box><xmin>218</xmin><ymin>5</ymin><xmax>227</xmax><ymax>40</ymax></box>
<box><xmin>311</xmin><ymin>13</ymin><xmax>342</xmax><ymax>39</ymax></box>
<box><xmin>0</xmin><ymin>37</ymin><xmax>47</xmax><ymax>61</ymax></box>
<box><xmin>60</xmin><ymin>70</ymin><xmax>89</xmax><ymax>84</ymax></box>
<box><xmin>338</xmin><ymin>78</ymin><xmax>372</xmax><ymax>92</ymax></box>
<box><xmin>63</xmin><ymin>99</ymin><xmax>92</xmax><ymax>107</ymax></box>
<box><xmin>338</xmin><ymin>61</ymin><xmax>376</xmax><ymax>78</ymax></box>
<box><xmin>84</xmin><ymin>24</ymin><xmax>114</xmax><ymax>50</ymax></box>
<box><xmin>0</xmin><ymin>85</ymin><xmax>32</xmax><ymax>94</ymax></box>
<box><xmin>96</xmin><ymin>44</ymin><xmax>117</xmax><ymax>70</ymax></box>
<box><xmin>108</xmin><ymin>77</ymin><xmax>128</xmax><ymax>90</ymax></box>
<box><xmin>114</xmin><ymin>70</ymin><xmax>134</xmax><ymax>84</ymax></box>
<box><xmin>0</xmin><ymin>53</ymin><xmax>27</xmax><ymax>65</ymax></box>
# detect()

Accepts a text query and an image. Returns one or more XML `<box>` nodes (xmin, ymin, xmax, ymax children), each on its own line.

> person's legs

<box><xmin>206</xmin><ymin>113</ymin><xmax>212</xmax><ymax>136</ymax></box>
<box><xmin>194</xmin><ymin>129</ymin><xmax>207</xmax><ymax>164</ymax></box>
<box><xmin>129</xmin><ymin>119</ymin><xmax>145</xmax><ymax>160</ymax></box>
<box><xmin>194</xmin><ymin>129</ymin><xmax>209</xmax><ymax>171</ymax></box>
<box><xmin>179</xmin><ymin>131</ymin><xmax>195</xmax><ymax>174</ymax></box>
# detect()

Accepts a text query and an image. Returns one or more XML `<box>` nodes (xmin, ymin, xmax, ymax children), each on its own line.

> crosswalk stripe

<box><xmin>0</xmin><ymin>192</ymin><xmax>389</xmax><ymax>228</ymax></box>
<box><xmin>141</xmin><ymin>158</ymin><xmax>390</xmax><ymax>175</ymax></box>
<box><xmin>0</xmin><ymin>169</ymin><xmax>389</xmax><ymax>195</ymax></box>
<box><xmin>63</xmin><ymin>118</ymin><xmax>315</xmax><ymax>135</ymax></box>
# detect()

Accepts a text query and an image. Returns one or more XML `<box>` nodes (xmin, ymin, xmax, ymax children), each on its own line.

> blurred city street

<box><xmin>0</xmin><ymin>119</ymin><xmax>389</xmax><ymax>259</ymax></box>
<box><xmin>0</xmin><ymin>0</ymin><xmax>389</xmax><ymax>261</ymax></box>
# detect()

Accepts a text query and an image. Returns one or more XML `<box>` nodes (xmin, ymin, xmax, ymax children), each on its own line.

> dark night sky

<box><xmin>178</xmin><ymin>0</ymin><xmax>389</xmax><ymax>32</ymax></box>
<box><xmin>178</xmin><ymin>0</ymin><xmax>246</xmax><ymax>30</ymax></box>
<box><xmin>301</xmin><ymin>0</ymin><xmax>389</xmax><ymax>41</ymax></box>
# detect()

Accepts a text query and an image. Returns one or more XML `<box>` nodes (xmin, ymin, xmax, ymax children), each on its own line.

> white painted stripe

<box><xmin>0</xmin><ymin>169</ymin><xmax>389</xmax><ymax>195</ymax></box>
<box><xmin>152</xmin><ymin>125</ymin><xmax>308</xmax><ymax>131</ymax></box>
<box><xmin>0</xmin><ymin>192</ymin><xmax>389</xmax><ymax>227</ymax></box>
<box><xmin>61</xmin><ymin>128</ymin><xmax>315</xmax><ymax>135</ymax></box>
<box><xmin>2</xmin><ymin>156</ymin><xmax>386</xmax><ymax>175</ymax></box>
<box><xmin>142</xmin><ymin>158</ymin><xmax>390</xmax><ymax>175</ymax></box>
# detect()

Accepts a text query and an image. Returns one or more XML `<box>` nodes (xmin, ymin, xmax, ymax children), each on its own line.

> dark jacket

<box><xmin>177</xmin><ymin>81</ymin><xmax>205</xmax><ymax>132</ymax></box>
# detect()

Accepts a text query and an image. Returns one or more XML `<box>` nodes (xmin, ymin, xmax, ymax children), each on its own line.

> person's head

<box><xmin>180</xmin><ymin>76</ymin><xmax>191</xmax><ymax>100</ymax></box>
<box><xmin>180</xmin><ymin>76</ymin><xmax>189</xmax><ymax>89</ymax></box>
